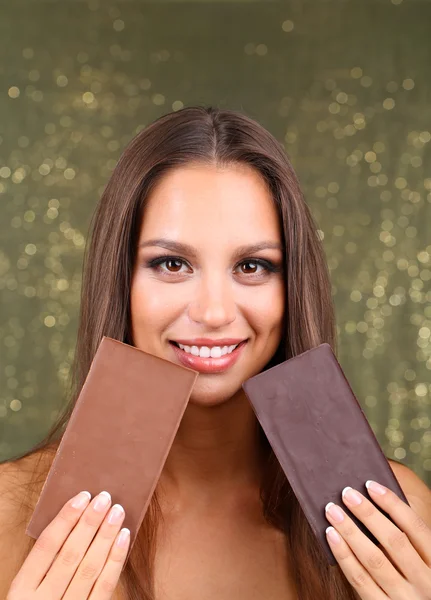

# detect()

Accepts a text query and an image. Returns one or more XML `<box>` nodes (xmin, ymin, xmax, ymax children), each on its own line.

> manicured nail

<box><xmin>107</xmin><ymin>504</ymin><xmax>125</xmax><ymax>525</ymax></box>
<box><xmin>365</xmin><ymin>480</ymin><xmax>387</xmax><ymax>495</ymax></box>
<box><xmin>93</xmin><ymin>491</ymin><xmax>111</xmax><ymax>512</ymax></box>
<box><xmin>116</xmin><ymin>527</ymin><xmax>130</xmax><ymax>548</ymax></box>
<box><xmin>326</xmin><ymin>526</ymin><xmax>341</xmax><ymax>544</ymax></box>
<box><xmin>71</xmin><ymin>491</ymin><xmax>91</xmax><ymax>509</ymax></box>
<box><xmin>342</xmin><ymin>487</ymin><xmax>363</xmax><ymax>506</ymax></box>
<box><xmin>325</xmin><ymin>502</ymin><xmax>345</xmax><ymax>523</ymax></box>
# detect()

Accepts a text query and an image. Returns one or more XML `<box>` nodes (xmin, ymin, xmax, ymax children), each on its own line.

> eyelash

<box><xmin>145</xmin><ymin>256</ymin><xmax>282</xmax><ymax>278</ymax></box>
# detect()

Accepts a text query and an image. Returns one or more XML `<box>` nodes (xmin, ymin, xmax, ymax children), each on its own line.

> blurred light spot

<box><xmin>152</xmin><ymin>93</ymin><xmax>165</xmax><ymax>106</ymax></box>
<box><xmin>345</xmin><ymin>321</ymin><xmax>356</xmax><ymax>334</ymax></box>
<box><xmin>10</xmin><ymin>399</ymin><xmax>22</xmax><ymax>412</ymax></box>
<box><xmin>25</xmin><ymin>244</ymin><xmax>37</xmax><ymax>255</ymax></box>
<box><xmin>282</xmin><ymin>20</ymin><xmax>294</xmax><ymax>32</ymax></box>
<box><xmin>394</xmin><ymin>448</ymin><xmax>406</xmax><ymax>459</ymax></box>
<box><xmin>256</xmin><ymin>44</ymin><xmax>268</xmax><ymax>56</ymax></box>
<box><xmin>82</xmin><ymin>92</ymin><xmax>95</xmax><ymax>104</ymax></box>
<box><xmin>0</xmin><ymin>167</ymin><xmax>11</xmax><ymax>178</ymax></box>
<box><xmin>402</xmin><ymin>78</ymin><xmax>415</xmax><ymax>90</ymax></box>
<box><xmin>415</xmin><ymin>384</ymin><xmax>428</xmax><ymax>397</ymax></box>
<box><xmin>113</xmin><ymin>19</ymin><xmax>125</xmax><ymax>31</ymax></box>
<box><xmin>56</xmin><ymin>75</ymin><xmax>68</xmax><ymax>87</ymax></box>
<box><xmin>44</xmin><ymin>316</ymin><xmax>56</xmax><ymax>327</ymax></box>
<box><xmin>8</xmin><ymin>86</ymin><xmax>20</xmax><ymax>98</ymax></box>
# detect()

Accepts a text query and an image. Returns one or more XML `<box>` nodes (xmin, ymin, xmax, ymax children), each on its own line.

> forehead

<box><xmin>139</xmin><ymin>163</ymin><xmax>281</xmax><ymax>242</ymax></box>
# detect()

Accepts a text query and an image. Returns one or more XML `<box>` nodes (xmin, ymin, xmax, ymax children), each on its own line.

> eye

<box><xmin>239</xmin><ymin>260</ymin><xmax>261</xmax><ymax>274</ymax></box>
<box><xmin>164</xmin><ymin>258</ymin><xmax>184</xmax><ymax>272</ymax></box>
<box><xmin>235</xmin><ymin>258</ymin><xmax>280</xmax><ymax>277</ymax></box>
<box><xmin>146</xmin><ymin>256</ymin><xmax>191</xmax><ymax>275</ymax></box>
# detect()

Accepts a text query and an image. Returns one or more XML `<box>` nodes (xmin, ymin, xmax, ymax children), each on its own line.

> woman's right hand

<box><xmin>7</xmin><ymin>490</ymin><xmax>130</xmax><ymax>599</ymax></box>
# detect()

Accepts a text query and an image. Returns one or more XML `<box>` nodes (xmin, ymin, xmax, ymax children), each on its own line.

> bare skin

<box><xmin>125</xmin><ymin>162</ymin><xmax>431</xmax><ymax>599</ymax></box>
<box><xmin>1</xmin><ymin>452</ymin><xmax>429</xmax><ymax>600</ymax></box>
<box><xmin>1</xmin><ymin>163</ymin><xmax>431</xmax><ymax>599</ymax></box>
<box><xmin>128</xmin><ymin>162</ymin><xmax>293</xmax><ymax>598</ymax></box>
<box><xmin>0</xmin><ymin>162</ymin><xmax>290</xmax><ymax>600</ymax></box>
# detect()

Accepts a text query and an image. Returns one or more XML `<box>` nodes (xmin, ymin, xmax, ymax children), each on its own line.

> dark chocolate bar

<box><xmin>26</xmin><ymin>336</ymin><xmax>198</xmax><ymax>558</ymax></box>
<box><xmin>242</xmin><ymin>342</ymin><xmax>409</xmax><ymax>565</ymax></box>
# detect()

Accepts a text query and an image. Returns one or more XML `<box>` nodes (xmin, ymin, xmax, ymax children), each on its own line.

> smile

<box><xmin>169</xmin><ymin>340</ymin><xmax>248</xmax><ymax>373</ymax></box>
<box><xmin>175</xmin><ymin>343</ymin><xmax>239</xmax><ymax>358</ymax></box>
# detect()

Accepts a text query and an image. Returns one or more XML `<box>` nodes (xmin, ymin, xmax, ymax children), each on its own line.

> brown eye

<box><xmin>240</xmin><ymin>261</ymin><xmax>258</xmax><ymax>274</ymax></box>
<box><xmin>166</xmin><ymin>258</ymin><xmax>183</xmax><ymax>272</ymax></box>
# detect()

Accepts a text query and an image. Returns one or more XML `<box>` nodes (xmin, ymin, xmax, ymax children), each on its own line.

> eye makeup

<box><xmin>143</xmin><ymin>255</ymin><xmax>282</xmax><ymax>279</ymax></box>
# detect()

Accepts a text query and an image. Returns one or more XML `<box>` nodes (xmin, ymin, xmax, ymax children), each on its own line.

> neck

<box><xmin>159</xmin><ymin>390</ymin><xmax>264</xmax><ymax>507</ymax></box>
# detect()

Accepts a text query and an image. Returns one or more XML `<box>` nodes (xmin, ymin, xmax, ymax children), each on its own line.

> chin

<box><xmin>186</xmin><ymin>380</ymin><xmax>245</xmax><ymax>407</ymax></box>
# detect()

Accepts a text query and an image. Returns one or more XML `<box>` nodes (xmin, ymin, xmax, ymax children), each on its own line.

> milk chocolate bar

<box><xmin>26</xmin><ymin>336</ymin><xmax>198</xmax><ymax>558</ymax></box>
<box><xmin>242</xmin><ymin>342</ymin><xmax>409</xmax><ymax>565</ymax></box>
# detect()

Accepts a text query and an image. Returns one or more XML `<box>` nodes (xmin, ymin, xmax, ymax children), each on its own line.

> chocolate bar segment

<box><xmin>26</xmin><ymin>336</ymin><xmax>198</xmax><ymax>557</ymax></box>
<box><xmin>242</xmin><ymin>342</ymin><xmax>409</xmax><ymax>565</ymax></box>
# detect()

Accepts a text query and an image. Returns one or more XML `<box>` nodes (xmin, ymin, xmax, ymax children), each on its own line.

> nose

<box><xmin>188</xmin><ymin>274</ymin><xmax>236</xmax><ymax>329</ymax></box>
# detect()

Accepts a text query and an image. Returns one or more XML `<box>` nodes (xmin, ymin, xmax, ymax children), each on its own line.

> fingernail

<box><xmin>326</xmin><ymin>526</ymin><xmax>341</xmax><ymax>544</ymax></box>
<box><xmin>71</xmin><ymin>491</ymin><xmax>91</xmax><ymax>509</ymax></box>
<box><xmin>365</xmin><ymin>480</ymin><xmax>387</xmax><ymax>495</ymax></box>
<box><xmin>342</xmin><ymin>487</ymin><xmax>363</xmax><ymax>506</ymax></box>
<box><xmin>116</xmin><ymin>527</ymin><xmax>130</xmax><ymax>548</ymax></box>
<box><xmin>107</xmin><ymin>504</ymin><xmax>125</xmax><ymax>525</ymax></box>
<box><xmin>93</xmin><ymin>491</ymin><xmax>111</xmax><ymax>512</ymax></box>
<box><xmin>325</xmin><ymin>502</ymin><xmax>345</xmax><ymax>523</ymax></box>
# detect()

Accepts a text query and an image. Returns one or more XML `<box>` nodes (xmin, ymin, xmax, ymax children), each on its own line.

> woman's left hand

<box><xmin>325</xmin><ymin>479</ymin><xmax>431</xmax><ymax>599</ymax></box>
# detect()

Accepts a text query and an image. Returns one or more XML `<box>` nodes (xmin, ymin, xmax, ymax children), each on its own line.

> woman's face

<box><xmin>130</xmin><ymin>162</ymin><xmax>285</xmax><ymax>406</ymax></box>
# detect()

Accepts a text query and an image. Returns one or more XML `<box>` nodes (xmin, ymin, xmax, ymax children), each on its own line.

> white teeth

<box><xmin>177</xmin><ymin>343</ymin><xmax>240</xmax><ymax>357</ymax></box>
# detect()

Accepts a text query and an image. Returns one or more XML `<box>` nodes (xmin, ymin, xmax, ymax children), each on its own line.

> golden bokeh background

<box><xmin>1</xmin><ymin>0</ymin><xmax>430</xmax><ymax>485</ymax></box>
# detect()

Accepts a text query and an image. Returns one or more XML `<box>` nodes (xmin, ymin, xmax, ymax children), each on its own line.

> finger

<box><xmin>88</xmin><ymin>528</ymin><xmax>130</xmax><ymax>599</ymax></box>
<box><xmin>13</xmin><ymin>491</ymin><xmax>92</xmax><ymax>592</ymax></box>
<box><xmin>365</xmin><ymin>480</ymin><xmax>431</xmax><ymax>567</ymax></box>
<box><xmin>341</xmin><ymin>484</ymin><xmax>430</xmax><ymax>585</ymax></box>
<box><xmin>325</xmin><ymin>526</ymin><xmax>389</xmax><ymax>600</ymax></box>
<box><xmin>325</xmin><ymin>502</ymin><xmax>410</xmax><ymax>600</ymax></box>
<box><xmin>63</xmin><ymin>504</ymin><xmax>126</xmax><ymax>599</ymax></box>
<box><xmin>39</xmin><ymin>491</ymin><xmax>112</xmax><ymax>597</ymax></box>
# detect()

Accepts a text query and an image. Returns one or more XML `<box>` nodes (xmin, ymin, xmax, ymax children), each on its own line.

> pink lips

<box><xmin>173</xmin><ymin>338</ymin><xmax>244</xmax><ymax>347</ymax></box>
<box><xmin>170</xmin><ymin>340</ymin><xmax>247</xmax><ymax>373</ymax></box>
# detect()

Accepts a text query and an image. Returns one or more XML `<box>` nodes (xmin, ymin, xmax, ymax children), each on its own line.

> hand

<box><xmin>325</xmin><ymin>480</ymin><xmax>431</xmax><ymax>599</ymax></box>
<box><xmin>8</xmin><ymin>490</ymin><xmax>130</xmax><ymax>599</ymax></box>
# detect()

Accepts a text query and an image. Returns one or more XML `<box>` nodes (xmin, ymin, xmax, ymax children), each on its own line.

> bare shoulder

<box><xmin>387</xmin><ymin>458</ymin><xmax>431</xmax><ymax>498</ymax></box>
<box><xmin>0</xmin><ymin>450</ymin><xmax>52</xmax><ymax>597</ymax></box>
<box><xmin>387</xmin><ymin>458</ymin><xmax>431</xmax><ymax>526</ymax></box>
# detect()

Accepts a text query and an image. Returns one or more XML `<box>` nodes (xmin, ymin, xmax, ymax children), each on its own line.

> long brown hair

<box><xmin>6</xmin><ymin>105</ymin><xmax>357</xmax><ymax>599</ymax></box>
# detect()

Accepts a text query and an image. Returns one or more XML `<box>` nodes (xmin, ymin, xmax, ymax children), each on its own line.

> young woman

<box><xmin>1</xmin><ymin>106</ymin><xmax>430</xmax><ymax>600</ymax></box>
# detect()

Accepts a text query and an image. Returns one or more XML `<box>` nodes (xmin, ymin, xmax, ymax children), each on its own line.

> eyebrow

<box><xmin>139</xmin><ymin>238</ymin><xmax>283</xmax><ymax>260</ymax></box>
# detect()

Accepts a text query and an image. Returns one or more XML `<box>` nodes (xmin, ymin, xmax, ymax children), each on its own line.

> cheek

<box><xmin>130</xmin><ymin>279</ymin><xmax>167</xmax><ymax>328</ymax></box>
<box><xmin>241</xmin><ymin>280</ymin><xmax>285</xmax><ymax>334</ymax></box>
<box><xmin>130</xmin><ymin>275</ymin><xmax>187</xmax><ymax>337</ymax></box>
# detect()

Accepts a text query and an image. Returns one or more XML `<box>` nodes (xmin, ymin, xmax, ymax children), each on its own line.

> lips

<box><xmin>169</xmin><ymin>340</ymin><xmax>248</xmax><ymax>374</ymax></box>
